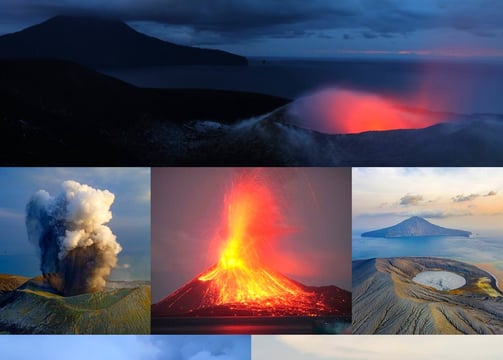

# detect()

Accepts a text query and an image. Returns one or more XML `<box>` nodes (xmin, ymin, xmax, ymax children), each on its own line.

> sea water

<box><xmin>352</xmin><ymin>234</ymin><xmax>503</xmax><ymax>267</ymax></box>
<box><xmin>102</xmin><ymin>58</ymin><xmax>503</xmax><ymax>114</ymax></box>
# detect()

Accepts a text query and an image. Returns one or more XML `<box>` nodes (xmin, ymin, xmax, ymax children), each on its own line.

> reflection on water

<box><xmin>151</xmin><ymin>316</ymin><xmax>351</xmax><ymax>334</ymax></box>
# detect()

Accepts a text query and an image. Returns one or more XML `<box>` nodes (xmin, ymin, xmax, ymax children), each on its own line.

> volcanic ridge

<box><xmin>0</xmin><ymin>274</ymin><xmax>150</xmax><ymax>334</ymax></box>
<box><xmin>361</xmin><ymin>216</ymin><xmax>472</xmax><ymax>238</ymax></box>
<box><xmin>352</xmin><ymin>257</ymin><xmax>503</xmax><ymax>334</ymax></box>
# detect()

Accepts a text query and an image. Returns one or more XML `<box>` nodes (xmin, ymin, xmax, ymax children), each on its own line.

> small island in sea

<box><xmin>361</xmin><ymin>216</ymin><xmax>472</xmax><ymax>238</ymax></box>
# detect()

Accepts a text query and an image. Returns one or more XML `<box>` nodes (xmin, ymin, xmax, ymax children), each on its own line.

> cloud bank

<box><xmin>1</xmin><ymin>0</ymin><xmax>503</xmax><ymax>46</ymax></box>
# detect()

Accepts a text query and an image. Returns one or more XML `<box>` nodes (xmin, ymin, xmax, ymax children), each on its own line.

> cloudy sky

<box><xmin>353</xmin><ymin>167</ymin><xmax>503</xmax><ymax>235</ymax></box>
<box><xmin>151</xmin><ymin>167</ymin><xmax>351</xmax><ymax>302</ymax></box>
<box><xmin>0</xmin><ymin>167</ymin><xmax>150</xmax><ymax>280</ymax></box>
<box><xmin>1</xmin><ymin>0</ymin><xmax>503</xmax><ymax>59</ymax></box>
<box><xmin>0</xmin><ymin>335</ymin><xmax>250</xmax><ymax>360</ymax></box>
<box><xmin>252</xmin><ymin>335</ymin><xmax>503</xmax><ymax>360</ymax></box>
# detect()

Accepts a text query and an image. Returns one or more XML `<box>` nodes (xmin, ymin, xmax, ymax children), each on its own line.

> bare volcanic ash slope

<box><xmin>352</xmin><ymin>257</ymin><xmax>503</xmax><ymax>334</ymax></box>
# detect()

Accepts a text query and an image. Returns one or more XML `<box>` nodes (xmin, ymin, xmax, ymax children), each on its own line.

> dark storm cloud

<box><xmin>2</xmin><ymin>0</ymin><xmax>503</xmax><ymax>45</ymax></box>
<box><xmin>400</xmin><ymin>194</ymin><xmax>424</xmax><ymax>206</ymax></box>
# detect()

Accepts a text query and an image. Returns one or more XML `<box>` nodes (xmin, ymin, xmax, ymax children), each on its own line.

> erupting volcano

<box><xmin>152</xmin><ymin>171</ymin><xmax>350</xmax><ymax>318</ymax></box>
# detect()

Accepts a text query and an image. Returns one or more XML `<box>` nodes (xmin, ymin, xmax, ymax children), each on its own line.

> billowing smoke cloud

<box><xmin>26</xmin><ymin>180</ymin><xmax>122</xmax><ymax>296</ymax></box>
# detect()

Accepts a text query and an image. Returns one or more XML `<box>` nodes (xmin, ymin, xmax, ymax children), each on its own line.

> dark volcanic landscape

<box><xmin>0</xmin><ymin>59</ymin><xmax>287</xmax><ymax>165</ymax></box>
<box><xmin>352</xmin><ymin>257</ymin><xmax>503</xmax><ymax>334</ymax></box>
<box><xmin>2</xmin><ymin>15</ymin><xmax>503</xmax><ymax>165</ymax></box>
<box><xmin>3</xmin><ymin>58</ymin><xmax>503</xmax><ymax>166</ymax></box>
<box><xmin>0</xmin><ymin>274</ymin><xmax>150</xmax><ymax>334</ymax></box>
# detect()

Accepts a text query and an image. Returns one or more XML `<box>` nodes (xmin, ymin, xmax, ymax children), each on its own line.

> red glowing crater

<box><xmin>287</xmin><ymin>88</ymin><xmax>445</xmax><ymax>134</ymax></box>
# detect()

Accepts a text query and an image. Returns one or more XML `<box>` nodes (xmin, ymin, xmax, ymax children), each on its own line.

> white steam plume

<box><xmin>26</xmin><ymin>180</ymin><xmax>122</xmax><ymax>296</ymax></box>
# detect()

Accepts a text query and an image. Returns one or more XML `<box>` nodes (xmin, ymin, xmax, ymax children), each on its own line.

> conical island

<box><xmin>361</xmin><ymin>216</ymin><xmax>471</xmax><ymax>238</ymax></box>
<box><xmin>0</xmin><ymin>15</ymin><xmax>247</xmax><ymax>68</ymax></box>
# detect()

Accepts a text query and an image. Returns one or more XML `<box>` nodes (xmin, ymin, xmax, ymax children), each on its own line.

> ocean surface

<box><xmin>352</xmin><ymin>234</ymin><xmax>503</xmax><ymax>271</ymax></box>
<box><xmin>102</xmin><ymin>58</ymin><xmax>503</xmax><ymax>114</ymax></box>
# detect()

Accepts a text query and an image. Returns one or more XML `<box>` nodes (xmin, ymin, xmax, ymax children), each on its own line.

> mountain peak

<box><xmin>0</xmin><ymin>15</ymin><xmax>247</xmax><ymax>68</ymax></box>
<box><xmin>152</xmin><ymin>264</ymin><xmax>351</xmax><ymax>317</ymax></box>
<box><xmin>362</xmin><ymin>216</ymin><xmax>471</xmax><ymax>238</ymax></box>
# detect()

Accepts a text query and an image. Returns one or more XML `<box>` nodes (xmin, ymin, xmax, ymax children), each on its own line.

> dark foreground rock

<box><xmin>0</xmin><ymin>59</ymin><xmax>288</xmax><ymax>165</ymax></box>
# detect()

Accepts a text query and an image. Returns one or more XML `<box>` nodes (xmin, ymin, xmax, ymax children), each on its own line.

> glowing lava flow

<box><xmin>196</xmin><ymin>172</ymin><xmax>316</xmax><ymax>310</ymax></box>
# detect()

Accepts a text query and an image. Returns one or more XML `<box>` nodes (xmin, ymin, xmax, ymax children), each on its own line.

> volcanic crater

<box><xmin>352</xmin><ymin>257</ymin><xmax>503</xmax><ymax>334</ymax></box>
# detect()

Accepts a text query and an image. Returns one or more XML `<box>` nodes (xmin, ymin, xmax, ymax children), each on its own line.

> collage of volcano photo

<box><xmin>2</xmin><ymin>0</ymin><xmax>503</xmax><ymax>359</ymax></box>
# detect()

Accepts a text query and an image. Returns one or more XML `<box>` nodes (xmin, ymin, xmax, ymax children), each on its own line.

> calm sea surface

<box><xmin>103</xmin><ymin>58</ymin><xmax>503</xmax><ymax>114</ymax></box>
<box><xmin>353</xmin><ymin>234</ymin><xmax>503</xmax><ymax>271</ymax></box>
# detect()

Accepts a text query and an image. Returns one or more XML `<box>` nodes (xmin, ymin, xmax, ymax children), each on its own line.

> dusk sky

<box><xmin>151</xmin><ymin>167</ymin><xmax>351</xmax><ymax>302</ymax></box>
<box><xmin>0</xmin><ymin>167</ymin><xmax>150</xmax><ymax>280</ymax></box>
<box><xmin>0</xmin><ymin>335</ymin><xmax>250</xmax><ymax>360</ymax></box>
<box><xmin>1</xmin><ymin>0</ymin><xmax>503</xmax><ymax>59</ymax></box>
<box><xmin>353</xmin><ymin>167</ymin><xmax>503</xmax><ymax>235</ymax></box>
<box><xmin>253</xmin><ymin>335</ymin><xmax>503</xmax><ymax>360</ymax></box>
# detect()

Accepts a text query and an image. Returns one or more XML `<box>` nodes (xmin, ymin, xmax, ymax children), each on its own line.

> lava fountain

<box><xmin>197</xmin><ymin>171</ymin><xmax>309</xmax><ymax>308</ymax></box>
<box><xmin>153</xmin><ymin>170</ymin><xmax>351</xmax><ymax>317</ymax></box>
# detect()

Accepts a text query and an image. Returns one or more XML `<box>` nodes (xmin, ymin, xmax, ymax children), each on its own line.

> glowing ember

<box><xmin>287</xmin><ymin>87</ymin><xmax>444</xmax><ymax>134</ymax></box>
<box><xmin>196</xmin><ymin>171</ymin><xmax>324</xmax><ymax>312</ymax></box>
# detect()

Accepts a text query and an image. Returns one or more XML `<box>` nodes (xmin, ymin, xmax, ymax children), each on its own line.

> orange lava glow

<box><xmin>290</xmin><ymin>88</ymin><xmax>444</xmax><ymax>134</ymax></box>
<box><xmin>197</xmin><ymin>171</ymin><xmax>322</xmax><ymax>312</ymax></box>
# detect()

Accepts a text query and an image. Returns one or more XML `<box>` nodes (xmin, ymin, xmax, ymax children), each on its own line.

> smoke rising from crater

<box><xmin>25</xmin><ymin>180</ymin><xmax>122</xmax><ymax>296</ymax></box>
